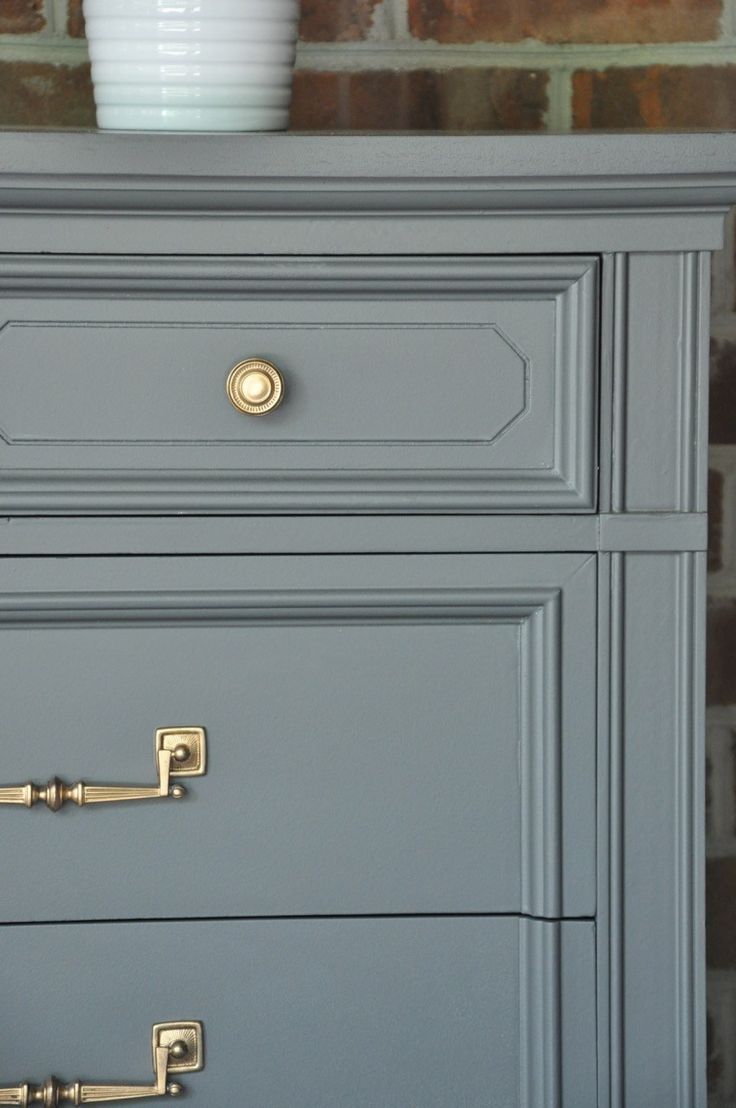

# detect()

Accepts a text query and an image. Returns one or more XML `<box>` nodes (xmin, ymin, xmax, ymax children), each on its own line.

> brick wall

<box><xmin>2</xmin><ymin>1</ymin><xmax>736</xmax><ymax>1103</ymax></box>
<box><xmin>708</xmin><ymin>204</ymin><xmax>736</xmax><ymax>1105</ymax></box>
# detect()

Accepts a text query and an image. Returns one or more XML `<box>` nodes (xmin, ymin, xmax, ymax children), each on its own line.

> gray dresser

<box><xmin>0</xmin><ymin>131</ymin><xmax>734</xmax><ymax>1108</ymax></box>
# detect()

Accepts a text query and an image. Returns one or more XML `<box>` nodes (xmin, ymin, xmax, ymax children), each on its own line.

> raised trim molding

<box><xmin>520</xmin><ymin>919</ymin><xmax>563</xmax><ymax>1107</ymax></box>
<box><xmin>0</xmin><ymin>135</ymin><xmax>732</xmax><ymax>253</ymax></box>
<box><xmin>0</xmin><ymin>255</ymin><xmax>597</xmax><ymax>516</ymax></box>
<box><xmin>0</xmin><ymin>254</ymin><xmax>596</xmax><ymax>296</ymax></box>
<box><xmin>611</xmin><ymin>253</ymin><xmax>711</xmax><ymax>514</ymax></box>
<box><xmin>1</xmin><ymin>133</ymin><xmax>735</xmax><ymax>213</ymax></box>
<box><xmin>602</xmin><ymin>551</ymin><xmax>706</xmax><ymax>1108</ymax></box>
<box><xmin>518</xmin><ymin>918</ymin><xmax>598</xmax><ymax>1106</ymax></box>
<box><xmin>0</xmin><ymin>554</ymin><xmax>596</xmax><ymax>921</ymax></box>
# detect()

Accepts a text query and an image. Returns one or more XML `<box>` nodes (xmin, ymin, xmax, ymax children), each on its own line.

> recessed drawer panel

<box><xmin>0</xmin><ymin>256</ymin><xmax>598</xmax><ymax>513</ymax></box>
<box><xmin>0</xmin><ymin>554</ymin><xmax>595</xmax><ymax>922</ymax></box>
<box><xmin>0</xmin><ymin>917</ymin><xmax>597</xmax><ymax>1108</ymax></box>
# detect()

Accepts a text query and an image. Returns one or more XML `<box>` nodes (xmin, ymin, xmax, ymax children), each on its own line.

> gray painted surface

<box><xmin>0</xmin><ymin>512</ymin><xmax>709</xmax><ymax>555</ymax></box>
<box><xmin>0</xmin><ymin>917</ymin><xmax>597</xmax><ymax>1108</ymax></box>
<box><xmin>602</xmin><ymin>552</ymin><xmax>707</xmax><ymax>1108</ymax></box>
<box><xmin>611</xmin><ymin>252</ymin><xmax>711</xmax><ymax>514</ymax></box>
<box><xmin>0</xmin><ymin>257</ymin><xmax>597</xmax><ymax>515</ymax></box>
<box><xmin>0</xmin><ymin>554</ymin><xmax>595</xmax><ymax>922</ymax></box>
<box><xmin>0</xmin><ymin>131</ymin><xmax>733</xmax><ymax>1107</ymax></box>
<box><xmin>0</xmin><ymin>132</ymin><xmax>734</xmax><ymax>253</ymax></box>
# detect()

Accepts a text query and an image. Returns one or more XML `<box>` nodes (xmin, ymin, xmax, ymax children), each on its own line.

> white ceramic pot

<box><xmin>82</xmin><ymin>0</ymin><xmax>299</xmax><ymax>131</ymax></box>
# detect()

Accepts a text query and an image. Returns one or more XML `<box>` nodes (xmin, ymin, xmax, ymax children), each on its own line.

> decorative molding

<box><xmin>0</xmin><ymin>577</ymin><xmax>572</xmax><ymax>920</ymax></box>
<box><xmin>0</xmin><ymin>256</ymin><xmax>597</xmax><ymax>515</ymax></box>
<box><xmin>0</xmin><ymin>255</ymin><xmax>596</xmax><ymax>296</ymax></box>
<box><xmin>675</xmin><ymin>551</ymin><xmax>707</xmax><ymax>1108</ymax></box>
<box><xmin>691</xmin><ymin>253</ymin><xmax>712</xmax><ymax>515</ymax></box>
<box><xmin>604</xmin><ymin>551</ymin><xmax>624</xmax><ymax>1108</ymax></box>
<box><xmin>0</xmin><ymin>133</ymin><xmax>735</xmax><ymax>214</ymax></box>
<box><xmin>603</xmin><ymin>552</ymin><xmax>706</xmax><ymax>1108</ymax></box>
<box><xmin>610</xmin><ymin>254</ymin><xmax>628</xmax><ymax>515</ymax></box>
<box><xmin>520</xmin><ymin>592</ymin><xmax>563</xmax><ymax>919</ymax></box>
<box><xmin>0</xmin><ymin>470</ymin><xmax>591</xmax><ymax>515</ymax></box>
<box><xmin>612</xmin><ymin>251</ymin><xmax>711</xmax><ymax>513</ymax></box>
<box><xmin>519</xmin><ymin>919</ymin><xmax>563</xmax><ymax>1108</ymax></box>
<box><xmin>0</xmin><ymin>583</ymin><xmax>560</xmax><ymax>627</ymax></box>
<box><xmin>0</xmin><ymin>321</ymin><xmax>531</xmax><ymax>449</ymax></box>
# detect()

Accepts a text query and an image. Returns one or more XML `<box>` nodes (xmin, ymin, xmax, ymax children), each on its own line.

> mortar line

<box><xmin>723</xmin><ymin>0</ymin><xmax>736</xmax><ymax>38</ymax></box>
<box><xmin>391</xmin><ymin>0</ymin><xmax>411</xmax><ymax>41</ymax></box>
<box><xmin>295</xmin><ymin>38</ymin><xmax>736</xmax><ymax>69</ymax></box>
<box><xmin>545</xmin><ymin>67</ymin><xmax>574</xmax><ymax>132</ymax></box>
<box><xmin>44</xmin><ymin>0</ymin><xmax>57</xmax><ymax>35</ymax></box>
<box><xmin>2</xmin><ymin>35</ymin><xmax>736</xmax><ymax>69</ymax></box>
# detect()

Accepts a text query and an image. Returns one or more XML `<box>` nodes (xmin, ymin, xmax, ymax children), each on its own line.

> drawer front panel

<box><xmin>0</xmin><ymin>257</ymin><xmax>598</xmax><ymax>513</ymax></box>
<box><xmin>0</xmin><ymin>917</ymin><xmax>597</xmax><ymax>1107</ymax></box>
<box><xmin>0</xmin><ymin>554</ymin><xmax>596</xmax><ymax>922</ymax></box>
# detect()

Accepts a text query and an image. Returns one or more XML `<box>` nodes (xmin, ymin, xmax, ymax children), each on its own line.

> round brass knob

<box><xmin>226</xmin><ymin>359</ymin><xmax>284</xmax><ymax>416</ymax></box>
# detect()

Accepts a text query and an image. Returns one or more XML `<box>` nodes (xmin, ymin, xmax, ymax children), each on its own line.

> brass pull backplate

<box><xmin>0</xmin><ymin>728</ymin><xmax>206</xmax><ymax>811</ymax></box>
<box><xmin>0</xmin><ymin>1021</ymin><xmax>203</xmax><ymax>1105</ymax></box>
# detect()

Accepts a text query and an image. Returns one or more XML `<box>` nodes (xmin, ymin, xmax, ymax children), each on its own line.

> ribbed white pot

<box><xmin>83</xmin><ymin>0</ymin><xmax>299</xmax><ymax>131</ymax></box>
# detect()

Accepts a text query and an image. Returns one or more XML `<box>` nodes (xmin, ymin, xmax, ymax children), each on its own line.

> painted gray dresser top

<box><xmin>0</xmin><ymin>131</ymin><xmax>735</xmax><ymax>254</ymax></box>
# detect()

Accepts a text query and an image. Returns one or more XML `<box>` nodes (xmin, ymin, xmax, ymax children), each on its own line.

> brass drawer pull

<box><xmin>0</xmin><ymin>1020</ymin><xmax>204</xmax><ymax>1105</ymax></box>
<box><xmin>226</xmin><ymin>358</ymin><xmax>285</xmax><ymax>415</ymax></box>
<box><xmin>0</xmin><ymin>728</ymin><xmax>206</xmax><ymax>811</ymax></box>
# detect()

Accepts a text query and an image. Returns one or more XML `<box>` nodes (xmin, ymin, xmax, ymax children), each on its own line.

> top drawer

<box><xmin>0</xmin><ymin>256</ymin><xmax>598</xmax><ymax>515</ymax></box>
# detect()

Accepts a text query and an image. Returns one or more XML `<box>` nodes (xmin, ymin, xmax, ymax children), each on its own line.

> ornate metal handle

<box><xmin>0</xmin><ymin>1022</ymin><xmax>204</xmax><ymax>1105</ymax></box>
<box><xmin>0</xmin><ymin>729</ymin><xmax>206</xmax><ymax>811</ymax></box>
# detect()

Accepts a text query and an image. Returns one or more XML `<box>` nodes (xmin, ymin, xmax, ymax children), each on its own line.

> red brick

<box><xmin>67</xmin><ymin>0</ymin><xmax>85</xmax><ymax>38</ymax></box>
<box><xmin>711</xmin><ymin>338</ymin><xmax>736</xmax><ymax>445</ymax></box>
<box><xmin>573</xmin><ymin>66</ymin><xmax>736</xmax><ymax>129</ymax></box>
<box><xmin>409</xmin><ymin>0</ymin><xmax>721</xmax><ymax>43</ymax></box>
<box><xmin>709</xmin><ymin>469</ymin><xmax>724</xmax><ymax>573</ymax></box>
<box><xmin>300</xmin><ymin>0</ymin><xmax>381</xmax><ymax>41</ymax></box>
<box><xmin>0</xmin><ymin>62</ymin><xmax>95</xmax><ymax>128</ymax></box>
<box><xmin>291</xmin><ymin>68</ymin><xmax>548</xmax><ymax>131</ymax></box>
<box><xmin>706</xmin><ymin>748</ymin><xmax>714</xmax><ymax>838</ymax></box>
<box><xmin>708</xmin><ymin>1009</ymin><xmax>724</xmax><ymax>1096</ymax></box>
<box><xmin>0</xmin><ymin>0</ymin><xmax>45</xmax><ymax>34</ymax></box>
<box><xmin>707</xmin><ymin>857</ymin><xmax>736</xmax><ymax>968</ymax></box>
<box><xmin>707</xmin><ymin>601</ymin><xmax>736</xmax><ymax>705</ymax></box>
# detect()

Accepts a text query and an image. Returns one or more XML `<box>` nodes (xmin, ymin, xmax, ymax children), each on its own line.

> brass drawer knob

<box><xmin>226</xmin><ymin>358</ymin><xmax>285</xmax><ymax>415</ymax></box>
<box><xmin>0</xmin><ymin>727</ymin><xmax>206</xmax><ymax>811</ymax></box>
<box><xmin>0</xmin><ymin>1021</ymin><xmax>204</xmax><ymax>1105</ymax></box>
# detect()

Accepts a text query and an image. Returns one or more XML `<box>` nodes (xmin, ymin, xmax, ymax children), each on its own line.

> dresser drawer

<box><xmin>0</xmin><ymin>553</ymin><xmax>596</xmax><ymax>922</ymax></box>
<box><xmin>1</xmin><ymin>917</ymin><xmax>597</xmax><ymax>1107</ymax></box>
<box><xmin>0</xmin><ymin>256</ymin><xmax>598</xmax><ymax>514</ymax></box>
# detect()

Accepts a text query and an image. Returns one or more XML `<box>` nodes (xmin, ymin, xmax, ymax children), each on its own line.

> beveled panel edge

<box><xmin>0</xmin><ymin>253</ymin><xmax>596</xmax><ymax>514</ymax></box>
<box><xmin>520</xmin><ymin>591</ymin><xmax>563</xmax><ymax>920</ymax></box>
<box><xmin>0</xmin><ymin>565</ymin><xmax>595</xmax><ymax>921</ymax></box>
<box><xmin>519</xmin><ymin>919</ymin><xmax>563</xmax><ymax>1108</ymax></box>
<box><xmin>0</xmin><ymin>254</ymin><xmax>598</xmax><ymax>296</ymax></box>
<box><xmin>0</xmin><ymin>582</ymin><xmax>561</xmax><ymax>627</ymax></box>
<box><xmin>600</xmin><ymin>552</ymin><xmax>706</xmax><ymax>1108</ymax></box>
<box><xmin>611</xmin><ymin>251</ymin><xmax>711</xmax><ymax>514</ymax></box>
<box><xmin>0</xmin><ymin>469</ymin><xmax>592</xmax><ymax>516</ymax></box>
<box><xmin>554</xmin><ymin>255</ymin><xmax>598</xmax><ymax>512</ymax></box>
